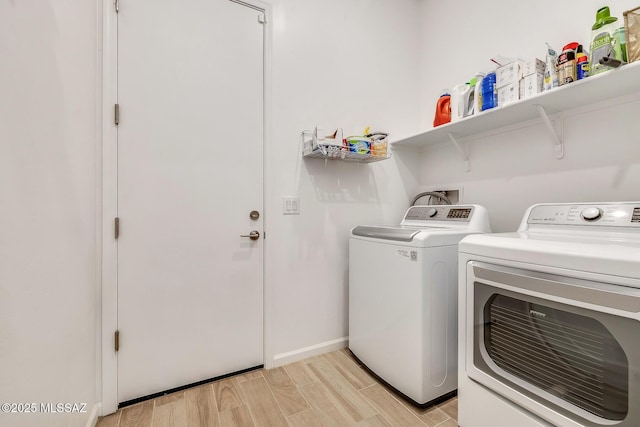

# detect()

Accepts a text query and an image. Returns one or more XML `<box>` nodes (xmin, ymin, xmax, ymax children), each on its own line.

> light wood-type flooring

<box><xmin>97</xmin><ymin>349</ymin><xmax>458</xmax><ymax>427</ymax></box>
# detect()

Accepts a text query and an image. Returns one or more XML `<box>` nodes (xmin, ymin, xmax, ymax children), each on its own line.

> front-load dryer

<box><xmin>458</xmin><ymin>202</ymin><xmax>640</xmax><ymax>427</ymax></box>
<box><xmin>349</xmin><ymin>204</ymin><xmax>491</xmax><ymax>406</ymax></box>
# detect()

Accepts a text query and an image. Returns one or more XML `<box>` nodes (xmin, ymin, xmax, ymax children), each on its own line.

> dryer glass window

<box><xmin>483</xmin><ymin>294</ymin><xmax>629</xmax><ymax>421</ymax></box>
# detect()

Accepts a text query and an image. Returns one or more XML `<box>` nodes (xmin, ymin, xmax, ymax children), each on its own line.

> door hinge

<box><xmin>114</xmin><ymin>330</ymin><xmax>120</xmax><ymax>352</ymax></box>
<box><xmin>114</xmin><ymin>217</ymin><xmax>120</xmax><ymax>239</ymax></box>
<box><xmin>114</xmin><ymin>104</ymin><xmax>120</xmax><ymax>125</ymax></box>
<box><xmin>114</xmin><ymin>0</ymin><xmax>119</xmax><ymax>13</ymax></box>
<box><xmin>258</xmin><ymin>14</ymin><xmax>266</xmax><ymax>24</ymax></box>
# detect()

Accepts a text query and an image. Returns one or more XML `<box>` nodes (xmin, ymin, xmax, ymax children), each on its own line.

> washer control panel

<box><xmin>404</xmin><ymin>206</ymin><xmax>473</xmax><ymax>222</ymax></box>
<box><xmin>528</xmin><ymin>203</ymin><xmax>640</xmax><ymax>227</ymax></box>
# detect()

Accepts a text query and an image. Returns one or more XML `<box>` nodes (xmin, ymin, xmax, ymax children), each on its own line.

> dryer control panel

<box><xmin>527</xmin><ymin>203</ymin><xmax>640</xmax><ymax>227</ymax></box>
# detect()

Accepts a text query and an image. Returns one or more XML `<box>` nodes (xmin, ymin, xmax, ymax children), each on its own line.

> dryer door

<box><xmin>465</xmin><ymin>261</ymin><xmax>640</xmax><ymax>427</ymax></box>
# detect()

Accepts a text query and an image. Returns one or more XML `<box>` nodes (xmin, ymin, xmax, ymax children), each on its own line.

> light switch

<box><xmin>283</xmin><ymin>197</ymin><xmax>300</xmax><ymax>215</ymax></box>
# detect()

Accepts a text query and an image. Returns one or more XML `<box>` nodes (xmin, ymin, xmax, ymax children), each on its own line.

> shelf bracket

<box><xmin>535</xmin><ymin>104</ymin><xmax>564</xmax><ymax>159</ymax></box>
<box><xmin>448</xmin><ymin>133</ymin><xmax>470</xmax><ymax>172</ymax></box>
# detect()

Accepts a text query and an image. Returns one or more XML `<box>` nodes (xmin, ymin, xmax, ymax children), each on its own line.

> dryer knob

<box><xmin>580</xmin><ymin>207</ymin><xmax>602</xmax><ymax>221</ymax></box>
<box><xmin>427</xmin><ymin>208</ymin><xmax>438</xmax><ymax>218</ymax></box>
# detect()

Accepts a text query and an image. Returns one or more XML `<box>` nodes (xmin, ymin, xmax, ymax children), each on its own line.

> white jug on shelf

<box><xmin>450</xmin><ymin>83</ymin><xmax>471</xmax><ymax>122</ymax></box>
<box><xmin>470</xmin><ymin>72</ymin><xmax>485</xmax><ymax>116</ymax></box>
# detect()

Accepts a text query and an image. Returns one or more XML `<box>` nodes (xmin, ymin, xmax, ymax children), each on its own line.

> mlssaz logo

<box><xmin>529</xmin><ymin>310</ymin><xmax>547</xmax><ymax>318</ymax></box>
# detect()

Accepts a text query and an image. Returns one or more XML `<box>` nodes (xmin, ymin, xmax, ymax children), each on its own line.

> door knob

<box><xmin>240</xmin><ymin>230</ymin><xmax>260</xmax><ymax>241</ymax></box>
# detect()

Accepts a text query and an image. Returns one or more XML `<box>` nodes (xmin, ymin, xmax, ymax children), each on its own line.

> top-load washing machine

<box><xmin>458</xmin><ymin>202</ymin><xmax>640</xmax><ymax>427</ymax></box>
<box><xmin>349</xmin><ymin>204</ymin><xmax>491</xmax><ymax>405</ymax></box>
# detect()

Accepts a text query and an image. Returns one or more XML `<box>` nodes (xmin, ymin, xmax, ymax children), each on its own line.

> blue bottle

<box><xmin>481</xmin><ymin>72</ymin><xmax>497</xmax><ymax>111</ymax></box>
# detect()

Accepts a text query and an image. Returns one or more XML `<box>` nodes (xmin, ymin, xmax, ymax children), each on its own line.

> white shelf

<box><xmin>392</xmin><ymin>61</ymin><xmax>640</xmax><ymax>160</ymax></box>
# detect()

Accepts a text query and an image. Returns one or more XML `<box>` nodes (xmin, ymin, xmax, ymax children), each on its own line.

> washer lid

<box><xmin>352</xmin><ymin>225</ymin><xmax>420</xmax><ymax>242</ymax></box>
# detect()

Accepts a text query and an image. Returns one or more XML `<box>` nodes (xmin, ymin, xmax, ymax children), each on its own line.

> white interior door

<box><xmin>116</xmin><ymin>0</ymin><xmax>264</xmax><ymax>403</ymax></box>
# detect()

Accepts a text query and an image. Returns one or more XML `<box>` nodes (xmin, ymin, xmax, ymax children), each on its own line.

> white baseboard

<box><xmin>85</xmin><ymin>402</ymin><xmax>101</xmax><ymax>427</ymax></box>
<box><xmin>270</xmin><ymin>337</ymin><xmax>348</xmax><ymax>368</ymax></box>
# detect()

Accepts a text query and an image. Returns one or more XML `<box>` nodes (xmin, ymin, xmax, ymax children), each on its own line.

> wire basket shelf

<box><xmin>302</xmin><ymin>144</ymin><xmax>391</xmax><ymax>163</ymax></box>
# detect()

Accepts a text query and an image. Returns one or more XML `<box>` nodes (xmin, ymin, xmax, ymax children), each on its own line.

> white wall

<box><xmin>0</xmin><ymin>2</ymin><xmax>98</xmax><ymax>427</ymax></box>
<box><xmin>9</xmin><ymin>0</ymin><xmax>592</xmax><ymax>421</ymax></box>
<box><xmin>417</xmin><ymin>0</ymin><xmax>640</xmax><ymax>232</ymax></box>
<box><xmin>0</xmin><ymin>0</ymin><xmax>426</xmax><ymax>416</ymax></box>
<box><xmin>7</xmin><ymin>0</ymin><xmax>637</xmax><ymax>421</ymax></box>
<box><xmin>266</xmin><ymin>0</ymin><xmax>423</xmax><ymax>364</ymax></box>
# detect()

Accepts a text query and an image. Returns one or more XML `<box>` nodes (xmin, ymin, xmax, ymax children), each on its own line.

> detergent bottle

<box><xmin>433</xmin><ymin>91</ymin><xmax>451</xmax><ymax>127</ymax></box>
<box><xmin>450</xmin><ymin>83</ymin><xmax>471</xmax><ymax>122</ymax></box>
<box><xmin>471</xmin><ymin>72</ymin><xmax>485</xmax><ymax>115</ymax></box>
<box><xmin>481</xmin><ymin>72</ymin><xmax>497</xmax><ymax>111</ymax></box>
<box><xmin>467</xmin><ymin>78</ymin><xmax>478</xmax><ymax>116</ymax></box>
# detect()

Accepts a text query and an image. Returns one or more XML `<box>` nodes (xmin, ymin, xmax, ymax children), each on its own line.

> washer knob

<box><xmin>580</xmin><ymin>207</ymin><xmax>602</xmax><ymax>221</ymax></box>
<box><xmin>426</xmin><ymin>208</ymin><xmax>438</xmax><ymax>218</ymax></box>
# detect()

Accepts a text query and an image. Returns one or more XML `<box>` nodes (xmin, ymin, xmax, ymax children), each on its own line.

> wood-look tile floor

<box><xmin>97</xmin><ymin>349</ymin><xmax>458</xmax><ymax>427</ymax></box>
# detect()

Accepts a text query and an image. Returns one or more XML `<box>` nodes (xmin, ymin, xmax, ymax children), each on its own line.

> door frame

<box><xmin>100</xmin><ymin>0</ymin><xmax>273</xmax><ymax>414</ymax></box>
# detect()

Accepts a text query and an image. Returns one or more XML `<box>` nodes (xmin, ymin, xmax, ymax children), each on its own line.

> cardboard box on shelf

<box><xmin>496</xmin><ymin>61</ymin><xmax>520</xmax><ymax>88</ymax></box>
<box><xmin>519</xmin><ymin>73</ymin><xmax>544</xmax><ymax>99</ymax></box>
<box><xmin>498</xmin><ymin>81</ymin><xmax>519</xmax><ymax>106</ymax></box>
<box><xmin>519</xmin><ymin>58</ymin><xmax>545</xmax><ymax>77</ymax></box>
<box><xmin>496</xmin><ymin>58</ymin><xmax>545</xmax><ymax>89</ymax></box>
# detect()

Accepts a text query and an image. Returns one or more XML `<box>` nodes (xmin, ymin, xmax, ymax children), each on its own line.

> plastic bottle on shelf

<box><xmin>543</xmin><ymin>43</ymin><xmax>559</xmax><ymax>91</ymax></box>
<box><xmin>451</xmin><ymin>83</ymin><xmax>471</xmax><ymax>122</ymax></box>
<box><xmin>469</xmin><ymin>72</ymin><xmax>485</xmax><ymax>116</ymax></box>
<box><xmin>576</xmin><ymin>52</ymin><xmax>589</xmax><ymax>79</ymax></box>
<box><xmin>433</xmin><ymin>90</ymin><xmax>451</xmax><ymax>127</ymax></box>
<box><xmin>557</xmin><ymin>42</ymin><xmax>579</xmax><ymax>86</ymax></box>
<box><xmin>481</xmin><ymin>72</ymin><xmax>497</xmax><ymax>112</ymax></box>
<box><xmin>589</xmin><ymin>6</ymin><xmax>624</xmax><ymax>76</ymax></box>
<box><xmin>467</xmin><ymin>77</ymin><xmax>478</xmax><ymax>116</ymax></box>
<box><xmin>614</xmin><ymin>26</ymin><xmax>628</xmax><ymax>63</ymax></box>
